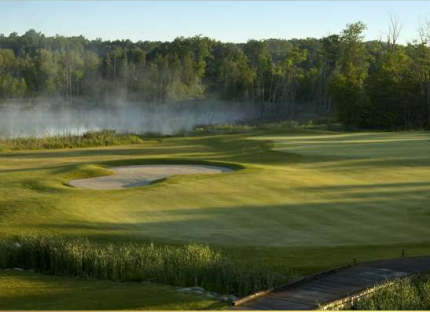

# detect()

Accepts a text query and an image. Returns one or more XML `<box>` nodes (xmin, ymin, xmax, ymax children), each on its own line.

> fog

<box><xmin>0</xmin><ymin>100</ymin><xmax>259</xmax><ymax>138</ymax></box>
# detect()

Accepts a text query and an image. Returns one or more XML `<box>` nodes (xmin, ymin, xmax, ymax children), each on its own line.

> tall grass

<box><xmin>0</xmin><ymin>130</ymin><xmax>143</xmax><ymax>151</ymax></box>
<box><xmin>0</xmin><ymin>235</ymin><xmax>290</xmax><ymax>297</ymax></box>
<box><xmin>342</xmin><ymin>276</ymin><xmax>430</xmax><ymax>310</ymax></box>
<box><xmin>193</xmin><ymin>120</ymin><xmax>341</xmax><ymax>134</ymax></box>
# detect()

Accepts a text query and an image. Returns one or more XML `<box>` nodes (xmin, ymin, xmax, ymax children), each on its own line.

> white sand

<box><xmin>68</xmin><ymin>164</ymin><xmax>232</xmax><ymax>190</ymax></box>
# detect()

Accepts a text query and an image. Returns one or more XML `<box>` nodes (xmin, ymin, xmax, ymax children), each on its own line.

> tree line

<box><xmin>2</xmin><ymin>21</ymin><xmax>430</xmax><ymax>130</ymax></box>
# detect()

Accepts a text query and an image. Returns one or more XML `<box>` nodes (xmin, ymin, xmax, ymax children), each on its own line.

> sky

<box><xmin>1</xmin><ymin>1</ymin><xmax>430</xmax><ymax>43</ymax></box>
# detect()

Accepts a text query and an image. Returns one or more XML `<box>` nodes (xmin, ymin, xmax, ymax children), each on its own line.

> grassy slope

<box><xmin>0</xmin><ymin>270</ymin><xmax>224</xmax><ymax>310</ymax></box>
<box><xmin>1</xmin><ymin>130</ymin><xmax>430</xmax><ymax>275</ymax></box>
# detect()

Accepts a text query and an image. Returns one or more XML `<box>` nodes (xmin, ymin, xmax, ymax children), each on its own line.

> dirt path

<box><xmin>68</xmin><ymin>164</ymin><xmax>232</xmax><ymax>190</ymax></box>
<box><xmin>233</xmin><ymin>256</ymin><xmax>430</xmax><ymax>310</ymax></box>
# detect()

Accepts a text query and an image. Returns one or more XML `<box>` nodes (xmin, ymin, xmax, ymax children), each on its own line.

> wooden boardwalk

<box><xmin>233</xmin><ymin>256</ymin><xmax>430</xmax><ymax>310</ymax></box>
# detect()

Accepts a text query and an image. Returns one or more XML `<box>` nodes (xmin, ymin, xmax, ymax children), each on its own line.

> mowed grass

<box><xmin>0</xmin><ymin>270</ymin><xmax>224</xmax><ymax>310</ymax></box>
<box><xmin>1</xmin><ymin>130</ymin><xmax>430</xmax><ymax>275</ymax></box>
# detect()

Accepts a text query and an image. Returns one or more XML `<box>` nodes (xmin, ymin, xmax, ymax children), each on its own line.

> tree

<box><xmin>328</xmin><ymin>22</ymin><xmax>369</xmax><ymax>128</ymax></box>
<box><xmin>244</xmin><ymin>40</ymin><xmax>274</xmax><ymax>119</ymax></box>
<box><xmin>219</xmin><ymin>49</ymin><xmax>256</xmax><ymax>101</ymax></box>
<box><xmin>367</xmin><ymin>46</ymin><xmax>419</xmax><ymax>128</ymax></box>
<box><xmin>275</xmin><ymin>47</ymin><xmax>308</xmax><ymax>118</ymax></box>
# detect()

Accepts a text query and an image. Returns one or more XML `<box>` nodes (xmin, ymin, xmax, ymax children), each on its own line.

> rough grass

<box><xmin>0</xmin><ymin>235</ymin><xmax>290</xmax><ymax>297</ymax></box>
<box><xmin>0</xmin><ymin>270</ymin><xmax>225</xmax><ymax>310</ymax></box>
<box><xmin>1</xmin><ymin>130</ymin><xmax>430</xmax><ymax>277</ymax></box>
<box><xmin>0</xmin><ymin>130</ymin><xmax>144</xmax><ymax>151</ymax></box>
<box><xmin>193</xmin><ymin>120</ymin><xmax>337</xmax><ymax>134</ymax></box>
<box><xmin>341</xmin><ymin>274</ymin><xmax>430</xmax><ymax>310</ymax></box>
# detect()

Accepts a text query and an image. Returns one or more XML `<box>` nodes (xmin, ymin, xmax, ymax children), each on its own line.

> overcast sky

<box><xmin>1</xmin><ymin>1</ymin><xmax>430</xmax><ymax>43</ymax></box>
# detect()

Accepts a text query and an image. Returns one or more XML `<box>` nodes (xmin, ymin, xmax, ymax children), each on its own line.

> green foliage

<box><xmin>0</xmin><ymin>235</ymin><xmax>290</xmax><ymax>297</ymax></box>
<box><xmin>341</xmin><ymin>276</ymin><xmax>430</xmax><ymax>310</ymax></box>
<box><xmin>0</xmin><ymin>49</ymin><xmax>28</xmax><ymax>98</ymax></box>
<box><xmin>0</xmin><ymin>130</ymin><xmax>143</xmax><ymax>151</ymax></box>
<box><xmin>193</xmin><ymin>120</ymin><xmax>334</xmax><ymax>133</ymax></box>
<box><xmin>218</xmin><ymin>48</ymin><xmax>256</xmax><ymax>100</ymax></box>
<box><xmin>367</xmin><ymin>46</ymin><xmax>425</xmax><ymax>129</ymax></box>
<box><xmin>2</xmin><ymin>26</ymin><xmax>430</xmax><ymax>129</ymax></box>
<box><xmin>328</xmin><ymin>22</ymin><xmax>369</xmax><ymax>128</ymax></box>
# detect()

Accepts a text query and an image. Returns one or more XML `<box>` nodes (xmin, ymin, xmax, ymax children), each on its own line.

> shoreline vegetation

<box><xmin>0</xmin><ymin>130</ymin><xmax>144</xmax><ymax>151</ymax></box>
<box><xmin>0</xmin><ymin>235</ymin><xmax>291</xmax><ymax>298</ymax></box>
<box><xmin>0</xmin><ymin>121</ymin><xmax>325</xmax><ymax>151</ymax></box>
<box><xmin>1</xmin><ymin>120</ymin><xmax>426</xmax><ymax>152</ymax></box>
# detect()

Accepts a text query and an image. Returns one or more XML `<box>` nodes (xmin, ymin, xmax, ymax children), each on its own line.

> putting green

<box><xmin>1</xmin><ymin>130</ymin><xmax>430</xmax><ymax>272</ymax></box>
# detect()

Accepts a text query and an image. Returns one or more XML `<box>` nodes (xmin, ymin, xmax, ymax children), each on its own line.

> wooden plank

<box><xmin>322</xmin><ymin>276</ymin><xmax>373</xmax><ymax>286</ymax></box>
<box><xmin>246</xmin><ymin>300</ymin><xmax>308</xmax><ymax>310</ymax></box>
<box><xmin>322</xmin><ymin>275</ymin><xmax>384</xmax><ymax>286</ymax></box>
<box><xmin>300</xmin><ymin>284</ymin><xmax>346</xmax><ymax>295</ymax></box>
<box><xmin>266</xmin><ymin>294</ymin><xmax>315</xmax><ymax>305</ymax></box>
<box><xmin>330</xmin><ymin>275</ymin><xmax>393</xmax><ymax>285</ymax></box>
<box><xmin>269</xmin><ymin>292</ymin><xmax>324</xmax><ymax>302</ymax></box>
<box><xmin>241</xmin><ymin>303</ymin><xmax>274</xmax><ymax>310</ymax></box>
<box><xmin>233</xmin><ymin>256</ymin><xmax>430</xmax><ymax>310</ymax></box>
<box><xmin>334</xmin><ymin>267</ymin><xmax>406</xmax><ymax>280</ymax></box>
<box><xmin>306</xmin><ymin>280</ymin><xmax>361</xmax><ymax>291</ymax></box>
<box><xmin>242</xmin><ymin>301</ymin><xmax>279</xmax><ymax>310</ymax></box>
<box><xmin>265</xmin><ymin>296</ymin><xmax>314</xmax><ymax>305</ymax></box>
<box><xmin>269</xmin><ymin>290</ymin><xmax>333</xmax><ymax>303</ymax></box>
<box><xmin>291</xmin><ymin>289</ymin><xmax>341</xmax><ymax>301</ymax></box>
<box><xmin>316</xmin><ymin>276</ymin><xmax>374</xmax><ymax>287</ymax></box>
<box><xmin>300</xmin><ymin>284</ymin><xmax>359</xmax><ymax>296</ymax></box>
<box><xmin>257</xmin><ymin>297</ymin><xmax>316</xmax><ymax>310</ymax></box>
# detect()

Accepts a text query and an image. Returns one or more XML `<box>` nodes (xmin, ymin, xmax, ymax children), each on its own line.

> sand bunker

<box><xmin>68</xmin><ymin>164</ymin><xmax>232</xmax><ymax>190</ymax></box>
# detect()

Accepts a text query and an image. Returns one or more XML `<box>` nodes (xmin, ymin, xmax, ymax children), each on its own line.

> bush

<box><xmin>0</xmin><ymin>235</ymin><xmax>290</xmax><ymax>297</ymax></box>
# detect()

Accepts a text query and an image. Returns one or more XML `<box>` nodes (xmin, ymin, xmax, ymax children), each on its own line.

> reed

<box><xmin>0</xmin><ymin>235</ymin><xmax>290</xmax><ymax>297</ymax></box>
<box><xmin>343</xmin><ymin>277</ymin><xmax>430</xmax><ymax>310</ymax></box>
<box><xmin>193</xmin><ymin>120</ymin><xmax>339</xmax><ymax>133</ymax></box>
<box><xmin>0</xmin><ymin>130</ymin><xmax>143</xmax><ymax>151</ymax></box>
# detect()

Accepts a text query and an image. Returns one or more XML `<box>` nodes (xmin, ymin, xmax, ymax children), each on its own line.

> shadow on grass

<box><xmin>0</xmin><ymin>271</ymin><xmax>223</xmax><ymax>311</ymax></box>
<box><xmin>30</xmin><ymin>184</ymin><xmax>430</xmax><ymax>248</ymax></box>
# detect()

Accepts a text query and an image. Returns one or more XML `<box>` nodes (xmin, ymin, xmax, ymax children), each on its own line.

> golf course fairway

<box><xmin>1</xmin><ymin>130</ymin><xmax>430</xmax><ymax>283</ymax></box>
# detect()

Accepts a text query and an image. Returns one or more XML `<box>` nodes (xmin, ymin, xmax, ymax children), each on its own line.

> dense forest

<box><xmin>2</xmin><ymin>20</ymin><xmax>430</xmax><ymax>130</ymax></box>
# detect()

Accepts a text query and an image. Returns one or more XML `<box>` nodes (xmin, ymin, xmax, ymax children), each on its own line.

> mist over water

<box><xmin>0</xmin><ymin>101</ymin><xmax>258</xmax><ymax>138</ymax></box>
